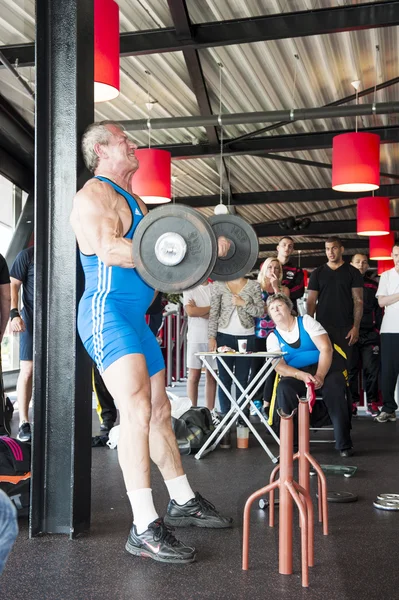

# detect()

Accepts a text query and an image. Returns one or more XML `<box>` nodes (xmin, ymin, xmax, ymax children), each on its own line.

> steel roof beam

<box><xmin>120</xmin><ymin>101</ymin><xmax>399</xmax><ymax>131</ymax></box>
<box><xmin>225</xmin><ymin>76</ymin><xmax>399</xmax><ymax>147</ymax></box>
<box><xmin>178</xmin><ymin>183</ymin><xmax>399</xmax><ymax>208</ymax></box>
<box><xmin>259</xmin><ymin>240</ymin><xmax>369</xmax><ymax>252</ymax></box>
<box><xmin>159</xmin><ymin>125</ymin><xmax>399</xmax><ymax>159</ymax></box>
<box><xmin>2</xmin><ymin>1</ymin><xmax>399</xmax><ymax>67</ymax></box>
<box><xmin>254</xmin><ymin>217</ymin><xmax>399</xmax><ymax>238</ymax></box>
<box><xmin>167</xmin><ymin>0</ymin><xmax>231</xmax><ymax>196</ymax></box>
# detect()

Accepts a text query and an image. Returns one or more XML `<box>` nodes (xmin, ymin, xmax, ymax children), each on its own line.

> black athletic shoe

<box><xmin>340</xmin><ymin>448</ymin><xmax>355</xmax><ymax>458</ymax></box>
<box><xmin>17</xmin><ymin>422</ymin><xmax>31</xmax><ymax>443</ymax></box>
<box><xmin>125</xmin><ymin>518</ymin><xmax>196</xmax><ymax>564</ymax></box>
<box><xmin>165</xmin><ymin>492</ymin><xmax>233</xmax><ymax>529</ymax></box>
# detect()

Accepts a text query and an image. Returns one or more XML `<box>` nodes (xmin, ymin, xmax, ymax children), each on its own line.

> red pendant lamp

<box><xmin>369</xmin><ymin>232</ymin><xmax>395</xmax><ymax>261</ymax></box>
<box><xmin>357</xmin><ymin>196</ymin><xmax>390</xmax><ymax>236</ymax></box>
<box><xmin>378</xmin><ymin>260</ymin><xmax>394</xmax><ymax>275</ymax></box>
<box><xmin>332</xmin><ymin>132</ymin><xmax>380</xmax><ymax>192</ymax></box>
<box><xmin>94</xmin><ymin>0</ymin><xmax>120</xmax><ymax>103</ymax></box>
<box><xmin>132</xmin><ymin>149</ymin><xmax>171</xmax><ymax>204</ymax></box>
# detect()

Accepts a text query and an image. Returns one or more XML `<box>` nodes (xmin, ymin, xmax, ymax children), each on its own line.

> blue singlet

<box><xmin>77</xmin><ymin>176</ymin><xmax>165</xmax><ymax>375</ymax></box>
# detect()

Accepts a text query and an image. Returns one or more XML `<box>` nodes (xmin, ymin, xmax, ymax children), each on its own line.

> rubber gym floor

<box><xmin>1</xmin><ymin>381</ymin><xmax>398</xmax><ymax>600</ymax></box>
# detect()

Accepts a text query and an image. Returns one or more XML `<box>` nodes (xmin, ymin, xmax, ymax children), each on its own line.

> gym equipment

<box><xmin>377</xmin><ymin>493</ymin><xmax>399</xmax><ymax>501</ymax></box>
<box><xmin>243</xmin><ymin>408</ymin><xmax>315</xmax><ymax>588</ymax></box>
<box><xmin>133</xmin><ymin>205</ymin><xmax>217</xmax><ymax>292</ymax></box>
<box><xmin>310</xmin><ymin>464</ymin><xmax>357</xmax><ymax>478</ymax></box>
<box><xmin>208</xmin><ymin>214</ymin><xmax>259</xmax><ymax>281</ymax></box>
<box><xmin>266</xmin><ymin>385</ymin><xmax>328</xmax><ymax>535</ymax></box>
<box><xmin>373</xmin><ymin>496</ymin><xmax>399</xmax><ymax>511</ymax></box>
<box><xmin>132</xmin><ymin>205</ymin><xmax>259</xmax><ymax>292</ymax></box>
<box><xmin>316</xmin><ymin>491</ymin><xmax>358</xmax><ymax>503</ymax></box>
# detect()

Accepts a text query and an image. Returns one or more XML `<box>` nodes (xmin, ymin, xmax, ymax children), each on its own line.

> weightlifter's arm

<box><xmin>73</xmin><ymin>181</ymin><xmax>134</xmax><ymax>268</ymax></box>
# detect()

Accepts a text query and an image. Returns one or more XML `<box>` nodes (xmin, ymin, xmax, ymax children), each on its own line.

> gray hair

<box><xmin>266</xmin><ymin>292</ymin><xmax>293</xmax><ymax>315</ymax></box>
<box><xmin>81</xmin><ymin>120</ymin><xmax>124</xmax><ymax>173</ymax></box>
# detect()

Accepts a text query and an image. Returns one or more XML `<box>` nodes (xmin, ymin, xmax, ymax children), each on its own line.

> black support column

<box><xmin>31</xmin><ymin>0</ymin><xmax>94</xmax><ymax>537</ymax></box>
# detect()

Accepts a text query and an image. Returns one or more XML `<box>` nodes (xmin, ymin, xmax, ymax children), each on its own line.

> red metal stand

<box><xmin>242</xmin><ymin>408</ymin><xmax>313</xmax><ymax>587</ymax></box>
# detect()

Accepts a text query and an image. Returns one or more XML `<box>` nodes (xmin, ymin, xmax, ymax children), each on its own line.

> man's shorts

<box><xmin>78</xmin><ymin>302</ymin><xmax>165</xmax><ymax>377</ymax></box>
<box><xmin>20</xmin><ymin>321</ymin><xmax>33</xmax><ymax>362</ymax></box>
<box><xmin>187</xmin><ymin>342</ymin><xmax>217</xmax><ymax>370</ymax></box>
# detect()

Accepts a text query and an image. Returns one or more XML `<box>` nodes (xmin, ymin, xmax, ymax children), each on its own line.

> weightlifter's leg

<box><xmin>101</xmin><ymin>354</ymin><xmax>158</xmax><ymax>532</ymax></box>
<box><xmin>102</xmin><ymin>355</ymin><xmax>196</xmax><ymax>564</ymax></box>
<box><xmin>148</xmin><ymin>370</ymin><xmax>232</xmax><ymax>529</ymax></box>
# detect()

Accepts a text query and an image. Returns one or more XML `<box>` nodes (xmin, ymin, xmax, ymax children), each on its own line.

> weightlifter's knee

<box><xmin>119</xmin><ymin>387</ymin><xmax>152</xmax><ymax>432</ymax></box>
<box><xmin>150</xmin><ymin>392</ymin><xmax>172</xmax><ymax>428</ymax></box>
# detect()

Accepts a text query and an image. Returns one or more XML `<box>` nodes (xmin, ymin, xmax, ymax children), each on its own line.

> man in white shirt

<box><xmin>375</xmin><ymin>243</ymin><xmax>399</xmax><ymax>423</ymax></box>
<box><xmin>183</xmin><ymin>281</ymin><xmax>218</xmax><ymax>424</ymax></box>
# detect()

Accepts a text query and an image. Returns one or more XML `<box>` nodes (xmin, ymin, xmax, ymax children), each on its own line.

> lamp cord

<box><xmin>218</xmin><ymin>62</ymin><xmax>224</xmax><ymax>206</ymax></box>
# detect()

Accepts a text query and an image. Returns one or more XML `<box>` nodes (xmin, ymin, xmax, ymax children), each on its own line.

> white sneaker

<box><xmin>210</xmin><ymin>409</ymin><xmax>220</xmax><ymax>427</ymax></box>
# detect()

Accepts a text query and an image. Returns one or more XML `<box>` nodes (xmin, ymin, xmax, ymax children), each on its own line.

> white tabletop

<box><xmin>195</xmin><ymin>351</ymin><xmax>286</xmax><ymax>357</ymax></box>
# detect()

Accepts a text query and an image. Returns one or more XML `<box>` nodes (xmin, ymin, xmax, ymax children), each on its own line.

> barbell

<box><xmin>132</xmin><ymin>204</ymin><xmax>259</xmax><ymax>293</ymax></box>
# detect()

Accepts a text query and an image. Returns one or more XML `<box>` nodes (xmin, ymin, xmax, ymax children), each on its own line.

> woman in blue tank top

<box><xmin>265</xmin><ymin>293</ymin><xmax>353</xmax><ymax>456</ymax></box>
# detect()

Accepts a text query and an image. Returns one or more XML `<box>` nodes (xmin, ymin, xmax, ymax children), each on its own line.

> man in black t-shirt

<box><xmin>349</xmin><ymin>254</ymin><xmax>382</xmax><ymax>416</ymax></box>
<box><xmin>9</xmin><ymin>246</ymin><xmax>34</xmax><ymax>442</ymax></box>
<box><xmin>0</xmin><ymin>254</ymin><xmax>11</xmax><ymax>435</ymax></box>
<box><xmin>306</xmin><ymin>237</ymin><xmax>364</xmax><ymax>415</ymax></box>
<box><xmin>276</xmin><ymin>236</ymin><xmax>305</xmax><ymax>313</ymax></box>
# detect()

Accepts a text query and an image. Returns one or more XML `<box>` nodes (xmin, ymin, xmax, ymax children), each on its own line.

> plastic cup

<box><xmin>238</xmin><ymin>339</ymin><xmax>247</xmax><ymax>353</ymax></box>
<box><xmin>237</xmin><ymin>425</ymin><xmax>249</xmax><ymax>449</ymax></box>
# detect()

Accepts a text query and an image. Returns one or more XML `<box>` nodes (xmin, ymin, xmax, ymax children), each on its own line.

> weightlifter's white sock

<box><xmin>165</xmin><ymin>474</ymin><xmax>195</xmax><ymax>506</ymax></box>
<box><xmin>127</xmin><ymin>488</ymin><xmax>159</xmax><ymax>534</ymax></box>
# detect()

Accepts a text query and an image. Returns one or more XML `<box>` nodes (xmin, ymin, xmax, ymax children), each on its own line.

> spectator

<box><xmin>183</xmin><ymin>281</ymin><xmax>219</xmax><ymax>425</ymax></box>
<box><xmin>0</xmin><ymin>489</ymin><xmax>18</xmax><ymax>575</ymax></box>
<box><xmin>0</xmin><ymin>254</ymin><xmax>11</xmax><ymax>436</ymax></box>
<box><xmin>349</xmin><ymin>254</ymin><xmax>382</xmax><ymax>416</ymax></box>
<box><xmin>208</xmin><ymin>277</ymin><xmax>264</xmax><ymax>447</ymax></box>
<box><xmin>374</xmin><ymin>243</ymin><xmax>399</xmax><ymax>423</ymax></box>
<box><xmin>306</xmin><ymin>237</ymin><xmax>363</xmax><ymax>416</ymax></box>
<box><xmin>249</xmin><ymin>258</ymin><xmax>290</xmax><ymax>414</ymax></box>
<box><xmin>266</xmin><ymin>293</ymin><xmax>353</xmax><ymax>457</ymax></box>
<box><xmin>9</xmin><ymin>247</ymin><xmax>34</xmax><ymax>442</ymax></box>
<box><xmin>276</xmin><ymin>236</ymin><xmax>304</xmax><ymax>313</ymax></box>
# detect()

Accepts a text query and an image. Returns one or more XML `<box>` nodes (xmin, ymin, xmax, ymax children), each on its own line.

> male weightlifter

<box><xmin>70</xmin><ymin>121</ymin><xmax>232</xmax><ymax>565</ymax></box>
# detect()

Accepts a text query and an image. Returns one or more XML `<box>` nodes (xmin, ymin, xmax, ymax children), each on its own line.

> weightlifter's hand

<box><xmin>217</xmin><ymin>236</ymin><xmax>231</xmax><ymax>258</ymax></box>
<box><xmin>11</xmin><ymin>316</ymin><xmax>25</xmax><ymax>333</ymax></box>
<box><xmin>208</xmin><ymin>337</ymin><xmax>217</xmax><ymax>352</ymax></box>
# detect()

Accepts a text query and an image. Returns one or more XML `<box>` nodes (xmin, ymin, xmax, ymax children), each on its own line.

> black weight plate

<box><xmin>209</xmin><ymin>215</ymin><xmax>259</xmax><ymax>281</ymax></box>
<box><xmin>133</xmin><ymin>205</ymin><xmax>217</xmax><ymax>293</ymax></box>
<box><xmin>316</xmin><ymin>491</ymin><xmax>358</xmax><ymax>503</ymax></box>
<box><xmin>373</xmin><ymin>498</ymin><xmax>399</xmax><ymax>511</ymax></box>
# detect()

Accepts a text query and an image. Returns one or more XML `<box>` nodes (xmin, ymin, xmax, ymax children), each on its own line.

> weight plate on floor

<box><xmin>133</xmin><ymin>205</ymin><xmax>217</xmax><ymax>293</ymax></box>
<box><xmin>208</xmin><ymin>215</ymin><xmax>259</xmax><ymax>281</ymax></box>
<box><xmin>377</xmin><ymin>493</ymin><xmax>399</xmax><ymax>502</ymax></box>
<box><xmin>373</xmin><ymin>498</ymin><xmax>399</xmax><ymax>511</ymax></box>
<box><xmin>316</xmin><ymin>491</ymin><xmax>358</xmax><ymax>503</ymax></box>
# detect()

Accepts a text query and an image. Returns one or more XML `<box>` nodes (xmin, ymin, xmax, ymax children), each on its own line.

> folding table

<box><xmin>195</xmin><ymin>351</ymin><xmax>285</xmax><ymax>463</ymax></box>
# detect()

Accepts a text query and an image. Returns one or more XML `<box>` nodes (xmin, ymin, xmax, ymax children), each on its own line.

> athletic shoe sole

<box><xmin>125</xmin><ymin>541</ymin><xmax>196</xmax><ymax>564</ymax></box>
<box><xmin>164</xmin><ymin>515</ymin><xmax>233</xmax><ymax>529</ymax></box>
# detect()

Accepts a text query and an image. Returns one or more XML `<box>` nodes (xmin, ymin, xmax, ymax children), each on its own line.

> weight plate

<box><xmin>133</xmin><ymin>205</ymin><xmax>217</xmax><ymax>293</ymax></box>
<box><xmin>208</xmin><ymin>215</ymin><xmax>259</xmax><ymax>281</ymax></box>
<box><xmin>373</xmin><ymin>499</ymin><xmax>399</xmax><ymax>511</ymax></box>
<box><xmin>377</xmin><ymin>493</ymin><xmax>399</xmax><ymax>502</ymax></box>
<box><xmin>316</xmin><ymin>491</ymin><xmax>358</xmax><ymax>503</ymax></box>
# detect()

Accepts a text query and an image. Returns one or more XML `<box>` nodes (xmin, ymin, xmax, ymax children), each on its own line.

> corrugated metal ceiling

<box><xmin>0</xmin><ymin>0</ymin><xmax>398</xmax><ymax>262</ymax></box>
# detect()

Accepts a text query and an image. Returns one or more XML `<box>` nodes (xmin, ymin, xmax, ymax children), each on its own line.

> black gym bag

<box><xmin>171</xmin><ymin>407</ymin><xmax>215</xmax><ymax>455</ymax></box>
